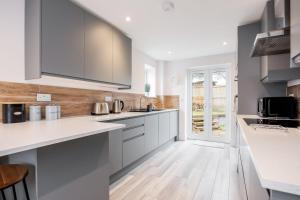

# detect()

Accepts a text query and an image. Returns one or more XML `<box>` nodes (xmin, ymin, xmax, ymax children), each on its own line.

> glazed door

<box><xmin>188</xmin><ymin>67</ymin><xmax>230</xmax><ymax>143</ymax></box>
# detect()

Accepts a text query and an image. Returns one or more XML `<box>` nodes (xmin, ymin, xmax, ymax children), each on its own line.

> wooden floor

<box><xmin>110</xmin><ymin>141</ymin><xmax>241</xmax><ymax>200</ymax></box>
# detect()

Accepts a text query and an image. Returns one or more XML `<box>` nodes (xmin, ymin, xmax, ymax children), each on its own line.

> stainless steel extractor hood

<box><xmin>250</xmin><ymin>0</ymin><xmax>290</xmax><ymax>57</ymax></box>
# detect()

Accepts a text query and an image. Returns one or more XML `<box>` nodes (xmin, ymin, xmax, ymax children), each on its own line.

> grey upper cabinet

<box><xmin>291</xmin><ymin>0</ymin><xmax>300</xmax><ymax>66</ymax></box>
<box><xmin>158</xmin><ymin>113</ymin><xmax>170</xmax><ymax>145</ymax></box>
<box><xmin>169</xmin><ymin>111</ymin><xmax>178</xmax><ymax>139</ymax></box>
<box><xmin>84</xmin><ymin>12</ymin><xmax>113</xmax><ymax>82</ymax></box>
<box><xmin>112</xmin><ymin>30</ymin><xmax>132</xmax><ymax>86</ymax></box>
<box><xmin>145</xmin><ymin>115</ymin><xmax>159</xmax><ymax>154</ymax></box>
<box><xmin>26</xmin><ymin>0</ymin><xmax>132</xmax><ymax>86</ymax></box>
<box><xmin>41</xmin><ymin>0</ymin><xmax>85</xmax><ymax>78</ymax></box>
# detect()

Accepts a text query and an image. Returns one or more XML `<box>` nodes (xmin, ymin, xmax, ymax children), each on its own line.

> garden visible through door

<box><xmin>189</xmin><ymin>66</ymin><xmax>229</xmax><ymax>142</ymax></box>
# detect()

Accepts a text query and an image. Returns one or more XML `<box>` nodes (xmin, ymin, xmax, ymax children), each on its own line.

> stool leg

<box><xmin>1</xmin><ymin>190</ymin><xmax>6</xmax><ymax>200</ymax></box>
<box><xmin>12</xmin><ymin>186</ymin><xmax>17</xmax><ymax>200</ymax></box>
<box><xmin>22</xmin><ymin>179</ymin><xmax>30</xmax><ymax>200</ymax></box>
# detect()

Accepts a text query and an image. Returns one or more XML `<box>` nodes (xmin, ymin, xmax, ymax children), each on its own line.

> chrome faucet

<box><xmin>139</xmin><ymin>95</ymin><xmax>147</xmax><ymax>109</ymax></box>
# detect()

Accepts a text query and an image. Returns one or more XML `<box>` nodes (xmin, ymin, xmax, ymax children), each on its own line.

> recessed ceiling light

<box><xmin>223</xmin><ymin>41</ymin><xmax>228</xmax><ymax>46</ymax></box>
<box><xmin>162</xmin><ymin>1</ymin><xmax>175</xmax><ymax>12</ymax></box>
<box><xmin>168</xmin><ymin>51</ymin><xmax>173</xmax><ymax>55</ymax></box>
<box><xmin>125</xmin><ymin>16</ymin><xmax>131</xmax><ymax>22</ymax></box>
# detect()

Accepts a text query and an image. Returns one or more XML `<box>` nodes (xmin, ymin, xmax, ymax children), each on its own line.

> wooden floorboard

<box><xmin>110</xmin><ymin>141</ymin><xmax>241</xmax><ymax>200</ymax></box>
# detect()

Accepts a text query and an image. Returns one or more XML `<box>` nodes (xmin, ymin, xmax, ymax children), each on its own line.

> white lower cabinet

<box><xmin>238</xmin><ymin>122</ymin><xmax>269</xmax><ymax>200</ymax></box>
<box><xmin>237</xmin><ymin>152</ymin><xmax>248</xmax><ymax>200</ymax></box>
<box><xmin>169</xmin><ymin>111</ymin><xmax>179</xmax><ymax>139</ymax></box>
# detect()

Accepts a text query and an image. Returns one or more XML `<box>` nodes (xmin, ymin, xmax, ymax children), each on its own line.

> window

<box><xmin>145</xmin><ymin>64</ymin><xmax>156</xmax><ymax>97</ymax></box>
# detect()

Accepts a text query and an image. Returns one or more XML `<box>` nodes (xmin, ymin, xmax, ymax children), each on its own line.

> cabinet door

<box><xmin>158</xmin><ymin>113</ymin><xmax>170</xmax><ymax>145</ymax></box>
<box><xmin>169</xmin><ymin>111</ymin><xmax>178</xmax><ymax>139</ymax></box>
<box><xmin>109</xmin><ymin>129</ymin><xmax>123</xmax><ymax>175</ymax></box>
<box><xmin>84</xmin><ymin>13</ymin><xmax>113</xmax><ymax>82</ymax></box>
<box><xmin>248</xmin><ymin>158</ymin><xmax>269</xmax><ymax>200</ymax></box>
<box><xmin>291</xmin><ymin>0</ymin><xmax>300</xmax><ymax>66</ymax></box>
<box><xmin>112</xmin><ymin>30</ymin><xmax>132</xmax><ymax>86</ymax></box>
<box><xmin>237</xmin><ymin>153</ymin><xmax>248</xmax><ymax>200</ymax></box>
<box><xmin>123</xmin><ymin>135</ymin><xmax>145</xmax><ymax>167</ymax></box>
<box><xmin>239</xmin><ymin>124</ymin><xmax>269</xmax><ymax>200</ymax></box>
<box><xmin>145</xmin><ymin>115</ymin><xmax>159</xmax><ymax>154</ymax></box>
<box><xmin>41</xmin><ymin>0</ymin><xmax>85</xmax><ymax>78</ymax></box>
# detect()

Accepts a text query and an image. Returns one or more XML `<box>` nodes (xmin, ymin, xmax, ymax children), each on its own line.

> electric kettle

<box><xmin>112</xmin><ymin>99</ymin><xmax>124</xmax><ymax>113</ymax></box>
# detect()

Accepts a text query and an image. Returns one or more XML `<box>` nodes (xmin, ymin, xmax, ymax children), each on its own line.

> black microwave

<box><xmin>258</xmin><ymin>97</ymin><xmax>298</xmax><ymax>119</ymax></box>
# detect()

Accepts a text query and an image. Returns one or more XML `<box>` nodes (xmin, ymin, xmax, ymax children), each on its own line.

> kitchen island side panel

<box><xmin>37</xmin><ymin>132</ymin><xmax>109</xmax><ymax>200</ymax></box>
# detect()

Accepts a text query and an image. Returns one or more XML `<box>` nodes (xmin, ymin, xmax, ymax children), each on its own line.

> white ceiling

<box><xmin>73</xmin><ymin>0</ymin><xmax>268</xmax><ymax>61</ymax></box>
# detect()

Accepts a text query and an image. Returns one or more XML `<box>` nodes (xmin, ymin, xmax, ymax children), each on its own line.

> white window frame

<box><xmin>145</xmin><ymin>64</ymin><xmax>156</xmax><ymax>97</ymax></box>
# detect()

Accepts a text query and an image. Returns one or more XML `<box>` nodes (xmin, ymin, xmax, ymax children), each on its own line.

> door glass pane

<box><xmin>212</xmin><ymin>71</ymin><xmax>227</xmax><ymax>137</ymax></box>
<box><xmin>192</xmin><ymin>72</ymin><xmax>205</xmax><ymax>135</ymax></box>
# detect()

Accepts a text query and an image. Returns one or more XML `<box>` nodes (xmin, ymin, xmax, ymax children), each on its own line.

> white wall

<box><xmin>0</xmin><ymin>0</ymin><xmax>158</xmax><ymax>95</ymax></box>
<box><xmin>163</xmin><ymin>53</ymin><xmax>237</xmax><ymax>142</ymax></box>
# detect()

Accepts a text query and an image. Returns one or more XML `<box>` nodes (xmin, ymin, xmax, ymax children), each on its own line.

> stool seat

<box><xmin>0</xmin><ymin>165</ymin><xmax>28</xmax><ymax>190</ymax></box>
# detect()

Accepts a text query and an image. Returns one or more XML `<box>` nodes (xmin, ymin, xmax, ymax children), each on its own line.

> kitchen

<box><xmin>0</xmin><ymin>0</ymin><xmax>300</xmax><ymax>200</ymax></box>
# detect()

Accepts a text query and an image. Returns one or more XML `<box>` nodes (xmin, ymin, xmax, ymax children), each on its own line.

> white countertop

<box><xmin>237</xmin><ymin>115</ymin><xmax>300</xmax><ymax>195</ymax></box>
<box><xmin>90</xmin><ymin>109</ymin><xmax>179</xmax><ymax>122</ymax></box>
<box><xmin>0</xmin><ymin>109</ymin><xmax>178</xmax><ymax>158</ymax></box>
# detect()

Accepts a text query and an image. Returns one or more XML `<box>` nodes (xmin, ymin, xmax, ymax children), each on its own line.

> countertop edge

<box><xmin>237</xmin><ymin>115</ymin><xmax>300</xmax><ymax>196</ymax></box>
<box><xmin>0</xmin><ymin>122</ymin><xmax>125</xmax><ymax>157</ymax></box>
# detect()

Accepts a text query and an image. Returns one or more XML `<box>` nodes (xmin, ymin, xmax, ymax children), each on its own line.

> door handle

<box><xmin>292</xmin><ymin>53</ymin><xmax>300</xmax><ymax>64</ymax></box>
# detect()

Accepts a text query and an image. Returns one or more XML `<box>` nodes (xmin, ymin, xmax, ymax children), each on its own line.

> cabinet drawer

<box><xmin>123</xmin><ymin>134</ymin><xmax>145</xmax><ymax>167</ymax></box>
<box><xmin>117</xmin><ymin>117</ymin><xmax>144</xmax><ymax>129</ymax></box>
<box><xmin>122</xmin><ymin>125</ymin><xmax>145</xmax><ymax>141</ymax></box>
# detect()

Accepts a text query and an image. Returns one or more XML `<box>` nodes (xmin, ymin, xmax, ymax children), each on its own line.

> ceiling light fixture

<box><xmin>125</xmin><ymin>16</ymin><xmax>131</xmax><ymax>22</ymax></box>
<box><xmin>168</xmin><ymin>51</ymin><xmax>173</xmax><ymax>55</ymax></box>
<box><xmin>162</xmin><ymin>1</ymin><xmax>175</xmax><ymax>12</ymax></box>
<box><xmin>223</xmin><ymin>41</ymin><xmax>228</xmax><ymax>46</ymax></box>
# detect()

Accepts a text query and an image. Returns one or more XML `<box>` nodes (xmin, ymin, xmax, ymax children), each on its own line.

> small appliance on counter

<box><xmin>112</xmin><ymin>99</ymin><xmax>124</xmax><ymax>113</ymax></box>
<box><xmin>29</xmin><ymin>105</ymin><xmax>41</xmax><ymax>121</ymax></box>
<box><xmin>91</xmin><ymin>102</ymin><xmax>110</xmax><ymax>115</ymax></box>
<box><xmin>258</xmin><ymin>97</ymin><xmax>298</xmax><ymax>119</ymax></box>
<box><xmin>2</xmin><ymin>104</ymin><xmax>26</xmax><ymax>124</ymax></box>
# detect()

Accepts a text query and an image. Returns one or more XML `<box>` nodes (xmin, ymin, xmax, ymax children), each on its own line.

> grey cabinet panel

<box><xmin>112</xmin><ymin>30</ymin><xmax>132</xmax><ymax>86</ymax></box>
<box><xmin>291</xmin><ymin>0</ymin><xmax>300</xmax><ymax>66</ymax></box>
<box><xmin>84</xmin><ymin>12</ymin><xmax>113</xmax><ymax>82</ymax></box>
<box><xmin>123</xmin><ymin>135</ymin><xmax>145</xmax><ymax>167</ymax></box>
<box><xmin>145</xmin><ymin>115</ymin><xmax>159</xmax><ymax>154</ymax></box>
<box><xmin>158</xmin><ymin>113</ymin><xmax>170</xmax><ymax>145</ymax></box>
<box><xmin>25</xmin><ymin>0</ymin><xmax>42</xmax><ymax>80</ymax></box>
<box><xmin>109</xmin><ymin>130</ymin><xmax>123</xmax><ymax>175</ymax></box>
<box><xmin>37</xmin><ymin>133</ymin><xmax>109</xmax><ymax>200</ymax></box>
<box><xmin>41</xmin><ymin>0</ymin><xmax>85</xmax><ymax>78</ymax></box>
<box><xmin>238</xmin><ymin>23</ymin><xmax>286</xmax><ymax>114</ymax></box>
<box><xmin>169</xmin><ymin>111</ymin><xmax>178</xmax><ymax>139</ymax></box>
<box><xmin>122</xmin><ymin>126</ymin><xmax>145</xmax><ymax>141</ymax></box>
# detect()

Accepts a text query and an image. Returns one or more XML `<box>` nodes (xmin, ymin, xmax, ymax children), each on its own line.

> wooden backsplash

<box><xmin>0</xmin><ymin>81</ymin><xmax>179</xmax><ymax>121</ymax></box>
<box><xmin>287</xmin><ymin>85</ymin><xmax>300</xmax><ymax>118</ymax></box>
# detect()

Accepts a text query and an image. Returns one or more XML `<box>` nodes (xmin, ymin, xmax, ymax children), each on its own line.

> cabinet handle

<box><xmin>123</xmin><ymin>133</ymin><xmax>145</xmax><ymax>142</ymax></box>
<box><xmin>123</xmin><ymin>124</ymin><xmax>144</xmax><ymax>131</ymax></box>
<box><xmin>293</xmin><ymin>53</ymin><xmax>300</xmax><ymax>64</ymax></box>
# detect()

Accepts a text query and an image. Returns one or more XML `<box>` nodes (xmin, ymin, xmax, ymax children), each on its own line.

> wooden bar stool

<box><xmin>0</xmin><ymin>165</ymin><xmax>30</xmax><ymax>200</ymax></box>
